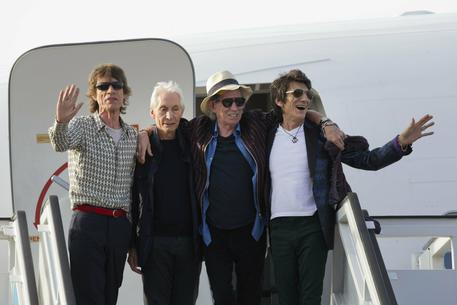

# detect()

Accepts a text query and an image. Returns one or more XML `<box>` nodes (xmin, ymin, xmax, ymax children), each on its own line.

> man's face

<box><xmin>211</xmin><ymin>89</ymin><xmax>245</xmax><ymax>127</ymax></box>
<box><xmin>276</xmin><ymin>81</ymin><xmax>311</xmax><ymax>122</ymax></box>
<box><xmin>94</xmin><ymin>75</ymin><xmax>124</xmax><ymax>114</ymax></box>
<box><xmin>151</xmin><ymin>91</ymin><xmax>183</xmax><ymax>135</ymax></box>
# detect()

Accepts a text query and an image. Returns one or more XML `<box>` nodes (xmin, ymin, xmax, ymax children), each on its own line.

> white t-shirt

<box><xmin>105</xmin><ymin>126</ymin><xmax>123</xmax><ymax>145</ymax></box>
<box><xmin>269</xmin><ymin>125</ymin><xmax>317</xmax><ymax>220</ymax></box>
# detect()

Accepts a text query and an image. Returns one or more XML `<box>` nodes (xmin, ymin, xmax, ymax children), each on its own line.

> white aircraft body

<box><xmin>0</xmin><ymin>11</ymin><xmax>456</xmax><ymax>305</ymax></box>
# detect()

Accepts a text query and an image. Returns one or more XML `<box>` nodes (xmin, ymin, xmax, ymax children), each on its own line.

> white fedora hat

<box><xmin>200</xmin><ymin>70</ymin><xmax>253</xmax><ymax>116</ymax></box>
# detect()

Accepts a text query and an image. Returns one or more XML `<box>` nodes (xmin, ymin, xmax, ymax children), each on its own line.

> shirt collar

<box><xmin>93</xmin><ymin>113</ymin><xmax>132</xmax><ymax>136</ymax></box>
<box><xmin>93</xmin><ymin>113</ymin><xmax>105</xmax><ymax>132</ymax></box>
<box><xmin>212</xmin><ymin>121</ymin><xmax>241</xmax><ymax>137</ymax></box>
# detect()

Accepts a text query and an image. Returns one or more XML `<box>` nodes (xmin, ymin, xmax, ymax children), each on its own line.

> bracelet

<box><xmin>322</xmin><ymin>121</ymin><xmax>337</xmax><ymax>128</ymax></box>
<box><xmin>319</xmin><ymin>117</ymin><xmax>332</xmax><ymax>129</ymax></box>
<box><xmin>322</xmin><ymin>122</ymin><xmax>339</xmax><ymax>137</ymax></box>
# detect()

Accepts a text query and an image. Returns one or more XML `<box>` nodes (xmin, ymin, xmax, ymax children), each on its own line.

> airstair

<box><xmin>329</xmin><ymin>193</ymin><xmax>398</xmax><ymax>305</ymax></box>
<box><xmin>0</xmin><ymin>212</ymin><xmax>38</xmax><ymax>305</ymax></box>
<box><xmin>36</xmin><ymin>195</ymin><xmax>75</xmax><ymax>305</ymax></box>
<box><xmin>1</xmin><ymin>192</ymin><xmax>457</xmax><ymax>304</ymax></box>
<box><xmin>0</xmin><ymin>196</ymin><xmax>75</xmax><ymax>305</ymax></box>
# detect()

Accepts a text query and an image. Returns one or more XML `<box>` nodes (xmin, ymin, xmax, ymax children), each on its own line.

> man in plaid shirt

<box><xmin>49</xmin><ymin>64</ymin><xmax>137</xmax><ymax>305</ymax></box>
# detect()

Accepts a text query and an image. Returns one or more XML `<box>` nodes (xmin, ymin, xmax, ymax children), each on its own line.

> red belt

<box><xmin>73</xmin><ymin>204</ymin><xmax>127</xmax><ymax>217</ymax></box>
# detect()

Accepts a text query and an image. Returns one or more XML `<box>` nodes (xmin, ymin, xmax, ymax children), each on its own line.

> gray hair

<box><xmin>149</xmin><ymin>81</ymin><xmax>185</xmax><ymax>112</ymax></box>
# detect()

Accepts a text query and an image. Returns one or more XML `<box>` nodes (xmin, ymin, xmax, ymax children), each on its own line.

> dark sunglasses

<box><xmin>285</xmin><ymin>88</ymin><xmax>313</xmax><ymax>99</ymax></box>
<box><xmin>96</xmin><ymin>81</ymin><xmax>124</xmax><ymax>91</ymax></box>
<box><xmin>217</xmin><ymin>97</ymin><xmax>246</xmax><ymax>108</ymax></box>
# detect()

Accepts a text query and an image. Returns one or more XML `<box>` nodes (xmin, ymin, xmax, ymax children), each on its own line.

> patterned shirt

<box><xmin>48</xmin><ymin>113</ymin><xmax>137</xmax><ymax>211</ymax></box>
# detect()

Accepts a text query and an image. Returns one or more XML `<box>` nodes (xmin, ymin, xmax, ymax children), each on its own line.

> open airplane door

<box><xmin>6</xmin><ymin>39</ymin><xmax>195</xmax><ymax>305</ymax></box>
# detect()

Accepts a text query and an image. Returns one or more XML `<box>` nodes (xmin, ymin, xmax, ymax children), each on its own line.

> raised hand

<box><xmin>56</xmin><ymin>84</ymin><xmax>83</xmax><ymax>123</ymax></box>
<box><xmin>398</xmin><ymin>114</ymin><xmax>434</xmax><ymax>146</ymax></box>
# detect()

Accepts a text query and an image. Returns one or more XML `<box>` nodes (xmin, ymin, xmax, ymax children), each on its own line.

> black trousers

<box><xmin>204</xmin><ymin>224</ymin><xmax>266</xmax><ymax>305</ymax></box>
<box><xmin>142</xmin><ymin>236</ymin><xmax>201</xmax><ymax>305</ymax></box>
<box><xmin>270</xmin><ymin>214</ymin><xmax>328</xmax><ymax>305</ymax></box>
<box><xmin>68</xmin><ymin>211</ymin><xmax>131</xmax><ymax>305</ymax></box>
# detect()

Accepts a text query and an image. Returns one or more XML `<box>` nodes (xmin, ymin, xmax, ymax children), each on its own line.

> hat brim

<box><xmin>200</xmin><ymin>84</ymin><xmax>253</xmax><ymax>117</ymax></box>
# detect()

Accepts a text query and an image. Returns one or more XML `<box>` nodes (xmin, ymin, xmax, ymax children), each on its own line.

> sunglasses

<box><xmin>96</xmin><ymin>81</ymin><xmax>124</xmax><ymax>91</ymax></box>
<box><xmin>285</xmin><ymin>88</ymin><xmax>313</xmax><ymax>99</ymax></box>
<box><xmin>216</xmin><ymin>97</ymin><xmax>246</xmax><ymax>108</ymax></box>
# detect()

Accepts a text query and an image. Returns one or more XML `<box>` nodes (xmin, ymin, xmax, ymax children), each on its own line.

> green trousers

<box><xmin>270</xmin><ymin>214</ymin><xmax>328</xmax><ymax>305</ymax></box>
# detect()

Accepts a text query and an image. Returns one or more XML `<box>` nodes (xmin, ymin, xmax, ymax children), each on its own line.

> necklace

<box><xmin>281</xmin><ymin>124</ymin><xmax>302</xmax><ymax>143</ymax></box>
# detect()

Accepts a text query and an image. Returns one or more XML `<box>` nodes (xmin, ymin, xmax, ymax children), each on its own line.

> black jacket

<box><xmin>131</xmin><ymin>122</ymin><xmax>202</xmax><ymax>267</ymax></box>
<box><xmin>266</xmin><ymin>120</ymin><xmax>409</xmax><ymax>249</ymax></box>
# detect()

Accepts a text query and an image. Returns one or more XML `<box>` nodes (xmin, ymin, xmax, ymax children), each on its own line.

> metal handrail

<box><xmin>332</xmin><ymin>192</ymin><xmax>398</xmax><ymax>305</ymax></box>
<box><xmin>0</xmin><ymin>211</ymin><xmax>39</xmax><ymax>305</ymax></box>
<box><xmin>37</xmin><ymin>195</ymin><xmax>75</xmax><ymax>305</ymax></box>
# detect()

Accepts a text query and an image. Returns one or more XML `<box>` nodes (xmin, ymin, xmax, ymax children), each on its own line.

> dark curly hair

<box><xmin>270</xmin><ymin>69</ymin><xmax>312</xmax><ymax>118</ymax></box>
<box><xmin>87</xmin><ymin>64</ymin><xmax>132</xmax><ymax>114</ymax></box>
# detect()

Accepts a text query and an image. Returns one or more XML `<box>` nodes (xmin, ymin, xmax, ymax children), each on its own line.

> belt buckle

<box><xmin>112</xmin><ymin>209</ymin><xmax>119</xmax><ymax>217</ymax></box>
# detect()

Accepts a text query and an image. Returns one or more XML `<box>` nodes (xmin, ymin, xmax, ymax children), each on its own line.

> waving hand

<box><xmin>56</xmin><ymin>84</ymin><xmax>83</xmax><ymax>123</ymax></box>
<box><xmin>398</xmin><ymin>114</ymin><xmax>434</xmax><ymax>147</ymax></box>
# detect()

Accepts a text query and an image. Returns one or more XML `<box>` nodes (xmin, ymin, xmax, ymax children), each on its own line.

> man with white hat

<box><xmin>189</xmin><ymin>70</ymin><xmax>268</xmax><ymax>305</ymax></box>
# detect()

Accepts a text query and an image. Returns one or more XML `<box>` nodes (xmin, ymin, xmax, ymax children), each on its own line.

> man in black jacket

<box><xmin>128</xmin><ymin>81</ymin><xmax>201</xmax><ymax>305</ymax></box>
